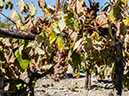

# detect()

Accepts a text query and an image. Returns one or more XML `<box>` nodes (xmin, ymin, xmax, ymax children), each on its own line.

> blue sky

<box><xmin>0</xmin><ymin>0</ymin><xmax>109</xmax><ymax>21</ymax></box>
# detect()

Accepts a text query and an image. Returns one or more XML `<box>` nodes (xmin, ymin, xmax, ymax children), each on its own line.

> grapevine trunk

<box><xmin>114</xmin><ymin>43</ymin><xmax>124</xmax><ymax>96</ymax></box>
<box><xmin>85</xmin><ymin>70</ymin><xmax>91</xmax><ymax>90</ymax></box>
<box><xmin>0</xmin><ymin>74</ymin><xmax>4</xmax><ymax>96</ymax></box>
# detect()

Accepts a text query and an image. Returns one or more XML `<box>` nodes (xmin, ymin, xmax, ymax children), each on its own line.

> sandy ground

<box><xmin>33</xmin><ymin>65</ymin><xmax>129</xmax><ymax>96</ymax></box>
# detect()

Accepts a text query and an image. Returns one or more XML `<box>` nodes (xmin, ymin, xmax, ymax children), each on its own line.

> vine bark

<box><xmin>114</xmin><ymin>42</ymin><xmax>124</xmax><ymax>96</ymax></box>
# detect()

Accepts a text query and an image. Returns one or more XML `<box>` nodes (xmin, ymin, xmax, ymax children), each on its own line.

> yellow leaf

<box><xmin>20</xmin><ymin>26</ymin><xmax>27</xmax><ymax>30</ymax></box>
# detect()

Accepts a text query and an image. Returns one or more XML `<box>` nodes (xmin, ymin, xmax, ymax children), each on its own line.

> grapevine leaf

<box><xmin>37</xmin><ymin>35</ymin><xmax>44</xmax><ymax>46</ymax></box>
<box><xmin>38</xmin><ymin>0</ymin><xmax>47</xmax><ymax>8</ymax></box>
<box><xmin>2</xmin><ymin>38</ymin><xmax>11</xmax><ymax>46</ymax></box>
<box><xmin>0</xmin><ymin>49</ymin><xmax>5</xmax><ymax>61</ymax></box>
<box><xmin>26</xmin><ymin>42</ymin><xmax>45</xmax><ymax>55</ymax></box>
<box><xmin>100</xmin><ymin>48</ymin><xmax>110</xmax><ymax>58</ymax></box>
<box><xmin>26</xmin><ymin>42</ymin><xmax>35</xmax><ymax>48</ymax></box>
<box><xmin>35</xmin><ymin>47</ymin><xmax>45</xmax><ymax>55</ymax></box>
<box><xmin>42</xmin><ymin>7</ymin><xmax>50</xmax><ymax>14</ymax></box>
<box><xmin>58</xmin><ymin>19</ymin><xmax>66</xmax><ymax>31</ymax></box>
<box><xmin>124</xmin><ymin>71</ymin><xmax>129</xmax><ymax>89</ymax></box>
<box><xmin>16</xmin><ymin>0</ymin><xmax>28</xmax><ymax>13</ymax></box>
<box><xmin>20</xmin><ymin>26</ymin><xmax>27</xmax><ymax>30</ymax></box>
<box><xmin>71</xmin><ymin>51</ymin><xmax>81</xmax><ymax>72</ymax></box>
<box><xmin>83</xmin><ymin>38</ymin><xmax>93</xmax><ymax>52</ymax></box>
<box><xmin>123</xmin><ymin>16</ymin><xmax>129</xmax><ymax>25</ymax></box>
<box><xmin>19</xmin><ymin>44</ymin><xmax>24</xmax><ymax>55</ymax></box>
<box><xmin>27</xmin><ymin>42</ymin><xmax>45</xmax><ymax>55</ymax></box>
<box><xmin>109</xmin><ymin>7</ymin><xmax>115</xmax><ymax>22</ymax></box>
<box><xmin>68</xmin><ymin>24</ymin><xmax>74</xmax><ymax>30</ymax></box>
<box><xmin>89</xmin><ymin>65</ymin><xmax>95</xmax><ymax>73</ymax></box>
<box><xmin>32</xmin><ymin>81</ymin><xmax>35</xmax><ymax>87</ymax></box>
<box><xmin>73</xmin><ymin>38</ymin><xmax>83</xmax><ymax>51</ymax></box>
<box><xmin>14</xmin><ymin>48</ymin><xmax>30</xmax><ymax>72</ymax></box>
<box><xmin>4</xmin><ymin>49</ymin><xmax>15</xmax><ymax>64</ymax></box>
<box><xmin>49</xmin><ymin>29</ymin><xmax>57</xmax><ymax>44</ymax></box>
<box><xmin>5</xmin><ymin>0</ymin><xmax>13</xmax><ymax>10</ymax></box>
<box><xmin>10</xmin><ymin>9</ymin><xmax>22</xmax><ymax>26</ymax></box>
<box><xmin>56</xmin><ymin>35</ymin><xmax>64</xmax><ymax>51</ymax></box>
<box><xmin>64</xmin><ymin>11</ymin><xmax>74</xmax><ymax>21</ymax></box>
<box><xmin>38</xmin><ymin>0</ymin><xmax>55</xmax><ymax>13</ymax></box>
<box><xmin>120</xmin><ymin>0</ymin><xmax>125</xmax><ymax>3</ymax></box>
<box><xmin>57</xmin><ymin>11</ymin><xmax>67</xmax><ymax>31</ymax></box>
<box><xmin>27</xmin><ymin>2</ymin><xmax>37</xmax><ymax>16</ymax></box>
<box><xmin>0</xmin><ymin>0</ymin><xmax>4</xmax><ymax>11</ymax></box>
<box><xmin>57</xmin><ymin>11</ymin><xmax>66</xmax><ymax>19</ymax></box>
<box><xmin>70</xmin><ymin>32</ymin><xmax>78</xmax><ymax>42</ymax></box>
<box><xmin>91</xmin><ymin>31</ymin><xmax>99</xmax><ymax>41</ymax></box>
<box><xmin>16</xmin><ymin>83</ymin><xmax>22</xmax><ymax>90</ymax></box>
<box><xmin>52</xmin><ymin>26</ymin><xmax>61</xmax><ymax>34</ymax></box>
<box><xmin>74</xmin><ymin>20</ymin><xmax>79</xmax><ymax>28</ymax></box>
<box><xmin>114</xmin><ymin>6</ymin><xmax>121</xmax><ymax>18</ymax></box>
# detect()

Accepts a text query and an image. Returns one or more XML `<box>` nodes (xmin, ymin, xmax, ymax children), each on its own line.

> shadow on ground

<box><xmin>66</xmin><ymin>73</ymin><xmax>85</xmax><ymax>78</ymax></box>
<box><xmin>92</xmin><ymin>80</ymin><xmax>114</xmax><ymax>90</ymax></box>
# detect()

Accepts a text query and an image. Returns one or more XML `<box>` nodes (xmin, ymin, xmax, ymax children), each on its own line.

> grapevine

<box><xmin>0</xmin><ymin>0</ymin><xmax>128</xmax><ymax>96</ymax></box>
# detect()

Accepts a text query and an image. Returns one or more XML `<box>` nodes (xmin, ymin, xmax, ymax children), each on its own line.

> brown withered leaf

<box><xmin>67</xmin><ymin>0</ymin><xmax>88</xmax><ymax>14</ymax></box>
<box><xmin>96</xmin><ymin>12</ymin><xmax>109</xmax><ymax>28</ymax></box>
<box><xmin>12</xmin><ymin>43</ymin><xmax>19</xmax><ymax>49</ymax></box>
<box><xmin>115</xmin><ymin>21</ymin><xmax>127</xmax><ymax>42</ymax></box>
<box><xmin>23</xmin><ymin>17</ymin><xmax>40</xmax><ymax>34</ymax></box>
<box><xmin>3</xmin><ymin>49</ymin><xmax>15</xmax><ymax>64</ymax></box>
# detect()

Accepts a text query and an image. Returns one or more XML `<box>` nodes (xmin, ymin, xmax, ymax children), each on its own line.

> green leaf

<box><xmin>10</xmin><ymin>9</ymin><xmax>22</xmax><ymax>26</ymax></box>
<box><xmin>58</xmin><ymin>19</ymin><xmax>66</xmax><ymax>31</ymax></box>
<box><xmin>0</xmin><ymin>49</ymin><xmax>5</xmax><ymax>61</ymax></box>
<box><xmin>89</xmin><ymin>65</ymin><xmax>95</xmax><ymax>73</ymax></box>
<box><xmin>100</xmin><ymin>48</ymin><xmax>110</xmax><ymax>58</ymax></box>
<box><xmin>16</xmin><ymin>83</ymin><xmax>22</xmax><ymax>90</ymax></box>
<box><xmin>74</xmin><ymin>20</ymin><xmax>79</xmax><ymax>28</ymax></box>
<box><xmin>83</xmin><ymin>38</ymin><xmax>93</xmax><ymax>52</ymax></box>
<box><xmin>14</xmin><ymin>48</ymin><xmax>30</xmax><ymax>72</ymax></box>
<box><xmin>16</xmin><ymin>0</ymin><xmax>28</xmax><ymax>13</ymax></box>
<box><xmin>42</xmin><ymin>7</ymin><xmax>50</xmax><ymax>14</ymax></box>
<box><xmin>109</xmin><ymin>7</ymin><xmax>115</xmax><ymax>22</ymax></box>
<box><xmin>49</xmin><ymin>29</ymin><xmax>57</xmax><ymax>44</ymax></box>
<box><xmin>71</xmin><ymin>51</ymin><xmax>81</xmax><ymax>71</ymax></box>
<box><xmin>38</xmin><ymin>0</ymin><xmax>55</xmax><ymax>13</ymax></box>
<box><xmin>91</xmin><ymin>31</ymin><xmax>99</xmax><ymax>41</ymax></box>
<box><xmin>27</xmin><ymin>2</ymin><xmax>37</xmax><ymax>16</ymax></box>
<box><xmin>0</xmin><ymin>0</ymin><xmax>4</xmax><ymax>11</ymax></box>
<box><xmin>35</xmin><ymin>46</ymin><xmax>45</xmax><ymax>55</ymax></box>
<box><xmin>38</xmin><ymin>0</ymin><xmax>47</xmax><ymax>8</ymax></box>
<box><xmin>68</xmin><ymin>24</ymin><xmax>74</xmax><ymax>30</ymax></box>
<box><xmin>73</xmin><ymin>38</ymin><xmax>83</xmax><ymax>51</ymax></box>
<box><xmin>5</xmin><ymin>0</ymin><xmax>13</xmax><ymax>10</ymax></box>
<box><xmin>57</xmin><ymin>11</ymin><xmax>67</xmax><ymax>19</ymax></box>
<box><xmin>56</xmin><ymin>35</ymin><xmax>64</xmax><ymax>51</ymax></box>
<box><xmin>64</xmin><ymin>11</ymin><xmax>74</xmax><ymax>20</ymax></box>
<box><xmin>123</xmin><ymin>16</ymin><xmax>129</xmax><ymax>25</ymax></box>
<box><xmin>32</xmin><ymin>81</ymin><xmax>35</xmax><ymax>87</ymax></box>
<box><xmin>52</xmin><ymin>26</ymin><xmax>61</xmax><ymax>34</ymax></box>
<box><xmin>20</xmin><ymin>26</ymin><xmax>27</xmax><ymax>30</ymax></box>
<box><xmin>26</xmin><ymin>42</ymin><xmax>45</xmax><ymax>55</ymax></box>
<box><xmin>26</xmin><ymin>42</ymin><xmax>35</xmax><ymax>48</ymax></box>
<box><xmin>114</xmin><ymin>6</ymin><xmax>121</xmax><ymax>18</ymax></box>
<box><xmin>37</xmin><ymin>35</ymin><xmax>44</xmax><ymax>46</ymax></box>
